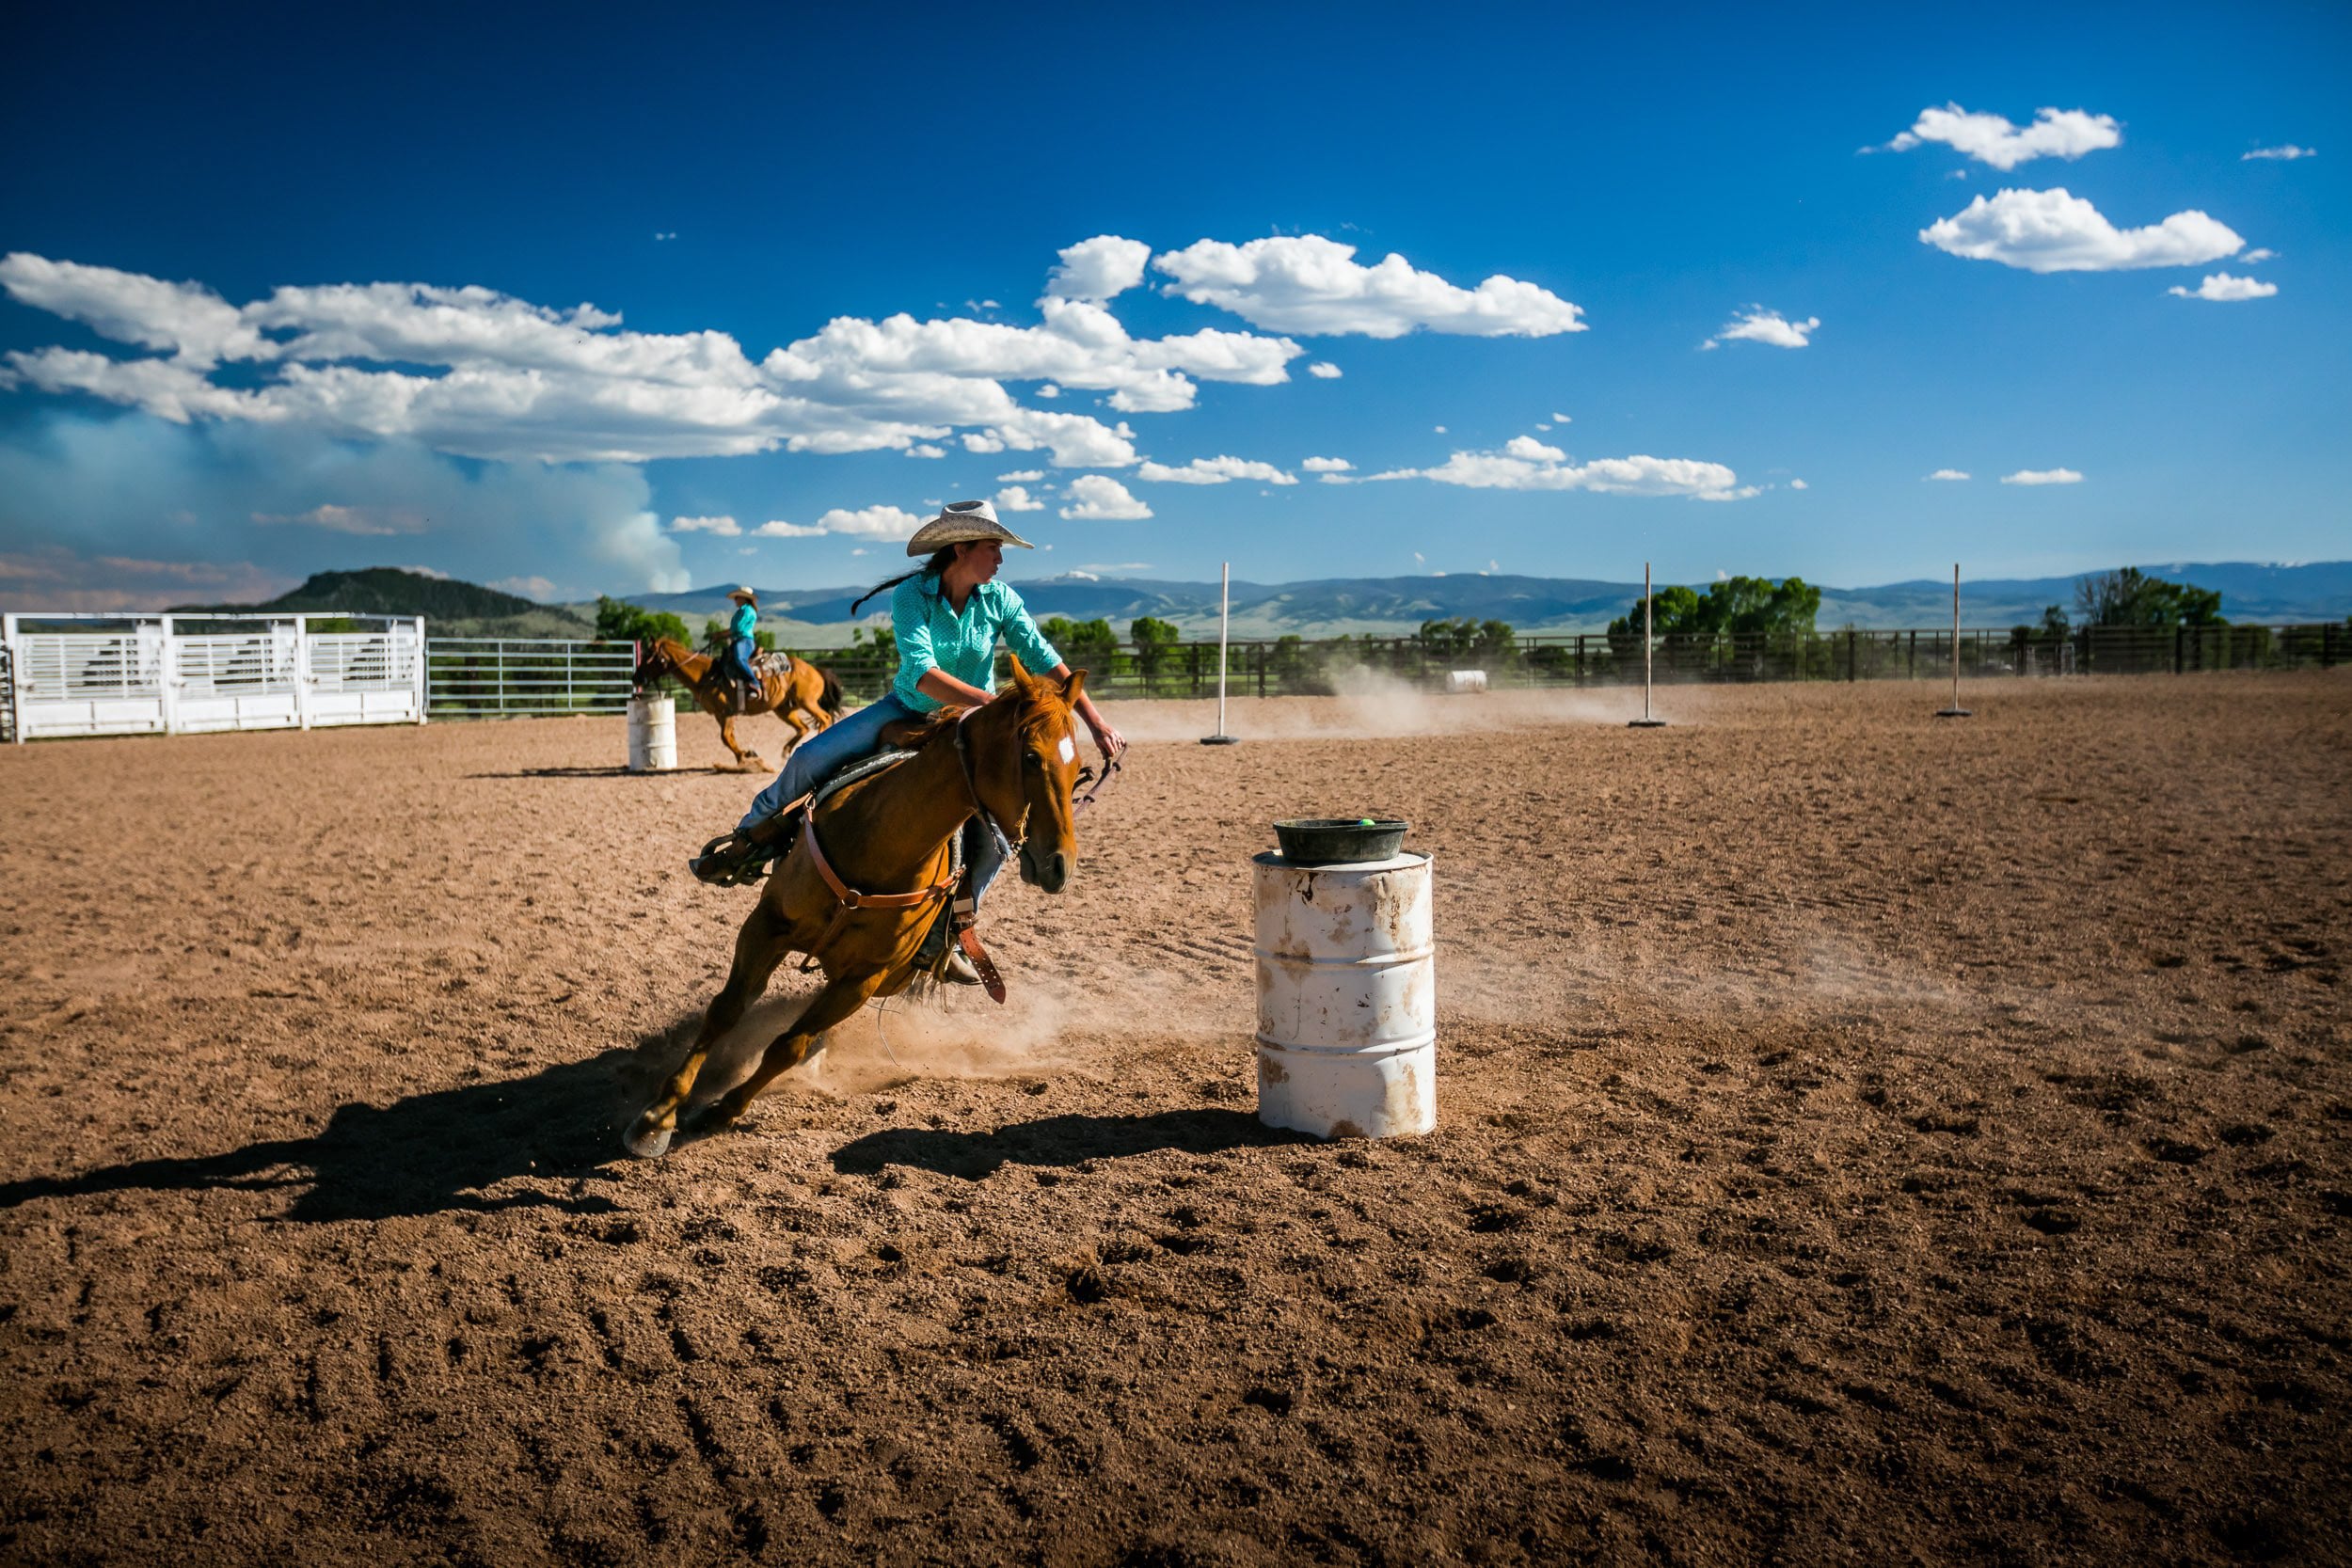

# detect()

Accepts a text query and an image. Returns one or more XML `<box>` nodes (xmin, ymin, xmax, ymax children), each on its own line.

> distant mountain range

<box><xmin>154</xmin><ymin>562</ymin><xmax>2352</xmax><ymax>642</ymax></box>
<box><xmin>609</xmin><ymin>561</ymin><xmax>2352</xmax><ymax>643</ymax></box>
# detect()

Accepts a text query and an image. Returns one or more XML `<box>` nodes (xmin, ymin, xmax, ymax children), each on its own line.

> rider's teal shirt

<box><xmin>891</xmin><ymin>574</ymin><xmax>1061</xmax><ymax>713</ymax></box>
<box><xmin>728</xmin><ymin>603</ymin><xmax>757</xmax><ymax>640</ymax></box>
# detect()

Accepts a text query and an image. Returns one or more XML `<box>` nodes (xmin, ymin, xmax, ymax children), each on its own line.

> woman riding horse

<box><xmin>720</xmin><ymin>585</ymin><xmax>763</xmax><ymax>707</ymax></box>
<box><xmin>691</xmin><ymin>499</ymin><xmax>1124</xmax><ymax>978</ymax></box>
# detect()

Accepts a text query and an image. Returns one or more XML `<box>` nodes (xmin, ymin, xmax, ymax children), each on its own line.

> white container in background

<box><xmin>626</xmin><ymin>692</ymin><xmax>676</xmax><ymax>771</ymax></box>
<box><xmin>1252</xmin><ymin>851</ymin><xmax>1436</xmax><ymax>1138</ymax></box>
<box><xmin>1445</xmin><ymin>670</ymin><xmax>1487</xmax><ymax>693</ymax></box>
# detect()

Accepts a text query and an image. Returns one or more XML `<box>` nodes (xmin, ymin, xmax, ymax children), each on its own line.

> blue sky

<box><xmin>2</xmin><ymin>0</ymin><xmax>2344</xmax><ymax>610</ymax></box>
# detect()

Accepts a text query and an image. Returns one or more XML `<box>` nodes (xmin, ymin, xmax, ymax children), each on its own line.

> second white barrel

<box><xmin>626</xmin><ymin>692</ymin><xmax>676</xmax><ymax>771</ymax></box>
<box><xmin>1252</xmin><ymin>850</ymin><xmax>1436</xmax><ymax>1138</ymax></box>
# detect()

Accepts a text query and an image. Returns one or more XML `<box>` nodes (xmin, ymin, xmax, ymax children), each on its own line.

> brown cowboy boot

<box><xmin>688</xmin><ymin>805</ymin><xmax>802</xmax><ymax>886</ymax></box>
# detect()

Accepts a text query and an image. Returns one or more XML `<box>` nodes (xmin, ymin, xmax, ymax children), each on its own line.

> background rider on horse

<box><xmin>721</xmin><ymin>586</ymin><xmax>762</xmax><ymax>708</ymax></box>
<box><xmin>692</xmin><ymin>499</ymin><xmax>1125</xmax><ymax>979</ymax></box>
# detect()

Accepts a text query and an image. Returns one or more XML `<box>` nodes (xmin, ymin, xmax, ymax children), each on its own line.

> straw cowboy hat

<box><xmin>903</xmin><ymin>499</ymin><xmax>1036</xmax><ymax>557</ymax></box>
<box><xmin>727</xmin><ymin>586</ymin><xmax>758</xmax><ymax>607</ymax></box>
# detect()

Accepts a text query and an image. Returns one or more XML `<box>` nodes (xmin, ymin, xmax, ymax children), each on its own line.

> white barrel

<box><xmin>1445</xmin><ymin>670</ymin><xmax>1487</xmax><ymax>694</ymax></box>
<box><xmin>626</xmin><ymin>693</ymin><xmax>675</xmax><ymax>771</ymax></box>
<box><xmin>1252</xmin><ymin>851</ymin><xmax>1435</xmax><ymax>1138</ymax></box>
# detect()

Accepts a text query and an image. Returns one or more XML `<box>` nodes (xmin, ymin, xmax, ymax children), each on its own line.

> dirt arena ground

<box><xmin>1</xmin><ymin>673</ymin><xmax>2346</xmax><ymax>1567</ymax></box>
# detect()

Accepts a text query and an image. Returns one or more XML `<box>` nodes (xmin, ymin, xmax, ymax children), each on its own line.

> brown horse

<box><xmin>625</xmin><ymin>657</ymin><xmax>1090</xmax><ymax>1158</ymax></box>
<box><xmin>634</xmin><ymin>636</ymin><xmax>844</xmax><ymax>770</ymax></box>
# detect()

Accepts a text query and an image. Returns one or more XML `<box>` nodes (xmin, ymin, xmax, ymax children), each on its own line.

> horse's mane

<box><xmin>881</xmin><ymin>681</ymin><xmax>1071</xmax><ymax>753</ymax></box>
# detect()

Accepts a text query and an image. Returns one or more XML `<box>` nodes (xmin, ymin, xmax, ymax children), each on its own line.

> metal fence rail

<box><xmin>779</xmin><ymin>621</ymin><xmax>2350</xmax><ymax>701</ymax></box>
<box><xmin>425</xmin><ymin>639</ymin><xmax>638</xmax><ymax>718</ymax></box>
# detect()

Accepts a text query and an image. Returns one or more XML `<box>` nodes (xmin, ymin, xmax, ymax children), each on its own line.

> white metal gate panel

<box><xmin>309</xmin><ymin>623</ymin><xmax>425</xmax><ymax>727</ymax></box>
<box><xmin>173</xmin><ymin>626</ymin><xmax>303</xmax><ymax>732</ymax></box>
<box><xmin>8</xmin><ymin>627</ymin><xmax>168</xmax><ymax>737</ymax></box>
<box><xmin>4</xmin><ymin>613</ymin><xmax>427</xmax><ymax>741</ymax></box>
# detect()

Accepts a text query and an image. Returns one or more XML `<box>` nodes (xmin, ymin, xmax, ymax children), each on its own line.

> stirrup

<box><xmin>939</xmin><ymin>949</ymin><xmax>983</xmax><ymax>986</ymax></box>
<box><xmin>689</xmin><ymin>829</ymin><xmax>773</xmax><ymax>887</ymax></box>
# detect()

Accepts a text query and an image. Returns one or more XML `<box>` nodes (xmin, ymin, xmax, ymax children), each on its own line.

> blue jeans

<box><xmin>724</xmin><ymin>637</ymin><xmax>759</xmax><ymax>688</ymax></box>
<box><xmin>739</xmin><ymin>696</ymin><xmax>1007</xmax><ymax>911</ymax></box>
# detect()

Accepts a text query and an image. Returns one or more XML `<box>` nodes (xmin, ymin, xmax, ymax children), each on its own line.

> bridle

<box><xmin>948</xmin><ymin>701</ymin><xmax>1122</xmax><ymax>850</ymax></box>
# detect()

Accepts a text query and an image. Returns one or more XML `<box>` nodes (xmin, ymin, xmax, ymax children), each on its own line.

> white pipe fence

<box><xmin>3</xmin><ymin>613</ymin><xmax>426</xmax><ymax>743</ymax></box>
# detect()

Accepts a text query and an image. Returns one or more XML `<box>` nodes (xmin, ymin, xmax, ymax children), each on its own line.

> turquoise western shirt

<box><xmin>891</xmin><ymin>575</ymin><xmax>1061</xmax><ymax>713</ymax></box>
<box><xmin>728</xmin><ymin>603</ymin><xmax>757</xmax><ymax>640</ymax></box>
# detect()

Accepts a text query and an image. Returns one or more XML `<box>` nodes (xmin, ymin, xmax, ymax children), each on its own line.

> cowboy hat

<box><xmin>727</xmin><ymin>585</ymin><xmax>758</xmax><ymax>606</ymax></box>
<box><xmin>903</xmin><ymin>499</ymin><xmax>1036</xmax><ymax>558</ymax></box>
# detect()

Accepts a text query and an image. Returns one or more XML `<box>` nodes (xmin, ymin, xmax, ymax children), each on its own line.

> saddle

<box><xmin>685</xmin><ymin>734</ymin><xmax>1003</xmax><ymax>999</ymax></box>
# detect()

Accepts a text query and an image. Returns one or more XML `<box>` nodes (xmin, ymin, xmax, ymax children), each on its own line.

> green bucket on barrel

<box><xmin>1272</xmin><ymin>817</ymin><xmax>1409</xmax><ymax>865</ymax></box>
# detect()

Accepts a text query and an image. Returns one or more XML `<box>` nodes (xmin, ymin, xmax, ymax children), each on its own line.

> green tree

<box><xmin>1416</xmin><ymin>617</ymin><xmax>1517</xmax><ymax>664</ymax></box>
<box><xmin>1606</xmin><ymin>577</ymin><xmax>1819</xmax><ymax>641</ymax></box>
<box><xmin>2040</xmin><ymin>603</ymin><xmax>2071</xmax><ymax>638</ymax></box>
<box><xmin>1040</xmin><ymin>615</ymin><xmax>1118</xmax><ymax>669</ymax></box>
<box><xmin>2074</xmin><ymin>568</ymin><xmax>2226</xmax><ymax>627</ymax></box>
<box><xmin>595</xmin><ymin>595</ymin><xmax>691</xmax><ymax>647</ymax></box>
<box><xmin>1130</xmin><ymin>615</ymin><xmax>1182</xmax><ymax>691</ymax></box>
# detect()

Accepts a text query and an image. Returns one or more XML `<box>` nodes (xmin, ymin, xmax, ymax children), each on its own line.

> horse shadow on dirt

<box><xmin>829</xmin><ymin>1109</ymin><xmax>1299</xmax><ymax>1181</ymax></box>
<box><xmin>0</xmin><ymin>1028</ymin><xmax>690</xmax><ymax>1225</ymax></box>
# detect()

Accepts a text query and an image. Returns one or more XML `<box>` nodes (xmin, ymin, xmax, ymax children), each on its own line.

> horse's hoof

<box><xmin>687</xmin><ymin>1100</ymin><xmax>744</xmax><ymax>1137</ymax></box>
<box><xmin>623</xmin><ymin>1115</ymin><xmax>674</xmax><ymax>1160</ymax></box>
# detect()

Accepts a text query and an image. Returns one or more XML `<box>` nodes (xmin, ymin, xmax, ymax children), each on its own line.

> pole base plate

<box><xmin>1627</xmin><ymin>719</ymin><xmax>1668</xmax><ymax>729</ymax></box>
<box><xmin>1934</xmin><ymin>708</ymin><xmax>1973</xmax><ymax>719</ymax></box>
<box><xmin>1200</xmin><ymin>734</ymin><xmax>1242</xmax><ymax>746</ymax></box>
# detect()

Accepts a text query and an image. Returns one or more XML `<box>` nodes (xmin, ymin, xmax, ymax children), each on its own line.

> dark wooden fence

<box><xmin>780</xmin><ymin>622</ymin><xmax>2350</xmax><ymax>702</ymax></box>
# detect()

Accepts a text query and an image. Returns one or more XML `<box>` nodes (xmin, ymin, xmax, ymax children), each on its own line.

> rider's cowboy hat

<box><xmin>903</xmin><ymin>499</ymin><xmax>1036</xmax><ymax>558</ymax></box>
<box><xmin>726</xmin><ymin>586</ymin><xmax>758</xmax><ymax>607</ymax></box>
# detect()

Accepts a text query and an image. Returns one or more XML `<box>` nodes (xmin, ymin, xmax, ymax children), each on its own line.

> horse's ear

<box><xmin>1005</xmin><ymin>654</ymin><xmax>1038</xmax><ymax>693</ymax></box>
<box><xmin>1060</xmin><ymin>668</ymin><xmax>1088</xmax><ymax>706</ymax></box>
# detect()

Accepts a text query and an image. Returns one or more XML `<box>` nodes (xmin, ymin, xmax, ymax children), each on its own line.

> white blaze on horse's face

<box><xmin>1057</xmin><ymin>735</ymin><xmax>1075</xmax><ymax>766</ymax></box>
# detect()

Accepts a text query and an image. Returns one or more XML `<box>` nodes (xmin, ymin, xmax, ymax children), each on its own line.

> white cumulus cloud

<box><xmin>2243</xmin><ymin>146</ymin><xmax>2314</xmax><ymax>161</ymax></box>
<box><xmin>2000</xmin><ymin>467</ymin><xmax>2084</xmax><ymax>485</ymax></box>
<box><xmin>994</xmin><ymin>484</ymin><xmax>1044</xmax><ymax>512</ymax></box>
<box><xmin>670</xmin><ymin>515</ymin><xmax>741</xmax><ymax>536</ymax></box>
<box><xmin>1878</xmin><ymin>104</ymin><xmax>2122</xmax><ymax>170</ymax></box>
<box><xmin>1136</xmin><ymin>454</ymin><xmax>1297</xmax><ymax>485</ymax></box>
<box><xmin>1368</xmin><ymin>443</ymin><xmax>1749</xmax><ymax>500</ymax></box>
<box><xmin>813</xmin><ymin>504</ymin><xmax>926</xmax><ymax>538</ymax></box>
<box><xmin>2169</xmin><ymin>272</ymin><xmax>2278</xmax><ymax>301</ymax></box>
<box><xmin>1044</xmin><ymin>235</ymin><xmax>1152</xmax><ymax>302</ymax></box>
<box><xmin>1925</xmin><ymin>468</ymin><xmax>1971</xmax><ymax>482</ymax></box>
<box><xmin>1301</xmin><ymin>456</ymin><xmax>1352</xmax><ymax>472</ymax></box>
<box><xmin>1788</xmin><ymin>478</ymin><xmax>1808</xmax><ymax>490</ymax></box>
<box><xmin>1307</xmin><ymin>361</ymin><xmax>1342</xmax><ymax>378</ymax></box>
<box><xmin>1058</xmin><ymin>474</ymin><xmax>1152</xmax><ymax>520</ymax></box>
<box><xmin>996</xmin><ymin>468</ymin><xmax>1044</xmax><ymax>483</ymax></box>
<box><xmin>754</xmin><ymin>519</ymin><xmax>825</xmax><ymax>537</ymax></box>
<box><xmin>1920</xmin><ymin>188</ymin><xmax>2244</xmax><ymax>273</ymax></box>
<box><xmin>1152</xmin><ymin>235</ymin><xmax>1584</xmax><ymax>338</ymax></box>
<box><xmin>1702</xmin><ymin>307</ymin><xmax>1820</xmax><ymax>350</ymax></box>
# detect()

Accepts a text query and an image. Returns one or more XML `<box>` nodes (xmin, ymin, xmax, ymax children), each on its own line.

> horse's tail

<box><xmin>817</xmin><ymin>663</ymin><xmax>845</xmax><ymax>717</ymax></box>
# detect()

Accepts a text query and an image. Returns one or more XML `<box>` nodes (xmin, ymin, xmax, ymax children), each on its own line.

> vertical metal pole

<box><xmin>1935</xmin><ymin>564</ymin><xmax>1970</xmax><ymax>717</ymax></box>
<box><xmin>294</xmin><ymin>614</ymin><xmax>311</xmax><ymax>730</ymax></box>
<box><xmin>415</xmin><ymin>618</ymin><xmax>428</xmax><ymax>723</ymax></box>
<box><xmin>1629</xmin><ymin>565</ymin><xmax>1665</xmax><ymax>726</ymax></box>
<box><xmin>158</xmin><ymin>614</ymin><xmax>180</xmax><ymax>736</ymax></box>
<box><xmin>1218</xmin><ymin>562</ymin><xmax>1231</xmax><ymax>736</ymax></box>
<box><xmin>2</xmin><ymin>613</ymin><xmax>18</xmax><ymax>745</ymax></box>
<box><xmin>1644</xmin><ymin>563</ymin><xmax>1654</xmax><ymax>719</ymax></box>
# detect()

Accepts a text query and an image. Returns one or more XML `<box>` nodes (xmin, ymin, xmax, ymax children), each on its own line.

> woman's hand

<box><xmin>1086</xmin><ymin>711</ymin><xmax>1125</xmax><ymax>761</ymax></box>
